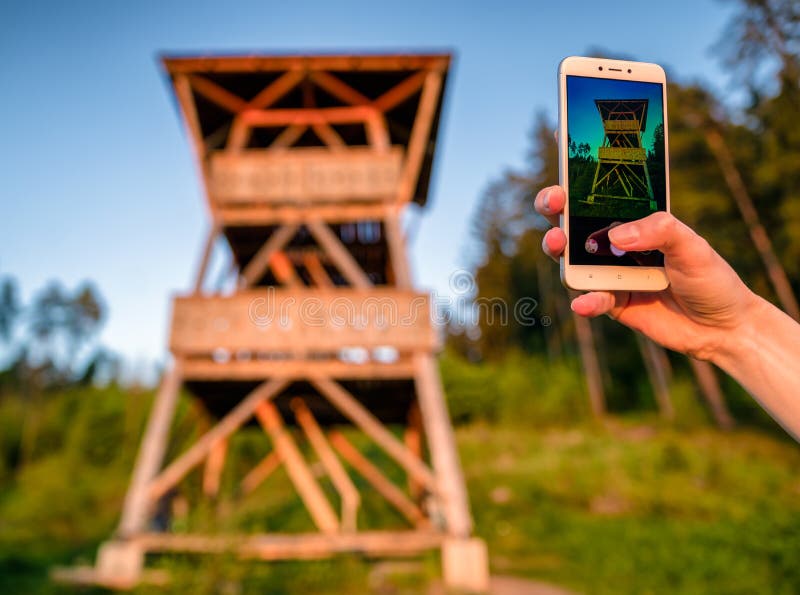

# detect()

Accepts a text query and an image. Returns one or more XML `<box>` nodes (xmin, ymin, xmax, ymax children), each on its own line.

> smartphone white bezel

<box><xmin>558</xmin><ymin>55</ymin><xmax>670</xmax><ymax>292</ymax></box>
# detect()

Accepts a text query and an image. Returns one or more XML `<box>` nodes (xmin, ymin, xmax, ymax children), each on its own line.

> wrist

<box><xmin>710</xmin><ymin>292</ymin><xmax>770</xmax><ymax>373</ymax></box>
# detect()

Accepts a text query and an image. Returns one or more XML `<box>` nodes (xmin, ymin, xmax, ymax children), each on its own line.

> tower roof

<box><xmin>161</xmin><ymin>52</ymin><xmax>452</xmax><ymax>209</ymax></box>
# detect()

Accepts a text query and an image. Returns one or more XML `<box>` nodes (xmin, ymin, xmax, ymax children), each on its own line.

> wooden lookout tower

<box><xmin>587</xmin><ymin>99</ymin><xmax>656</xmax><ymax>213</ymax></box>
<box><xmin>68</xmin><ymin>53</ymin><xmax>488</xmax><ymax>591</ymax></box>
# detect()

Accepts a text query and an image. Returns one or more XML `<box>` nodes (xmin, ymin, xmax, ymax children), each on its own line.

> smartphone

<box><xmin>558</xmin><ymin>56</ymin><xmax>670</xmax><ymax>291</ymax></box>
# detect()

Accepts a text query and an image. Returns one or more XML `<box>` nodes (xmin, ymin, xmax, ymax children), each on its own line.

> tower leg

<box><xmin>117</xmin><ymin>363</ymin><xmax>184</xmax><ymax>536</ymax></box>
<box><xmin>413</xmin><ymin>353</ymin><xmax>489</xmax><ymax>592</ymax></box>
<box><xmin>95</xmin><ymin>363</ymin><xmax>183</xmax><ymax>582</ymax></box>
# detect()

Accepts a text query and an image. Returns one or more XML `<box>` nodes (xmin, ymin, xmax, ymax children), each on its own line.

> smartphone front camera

<box><xmin>627</xmin><ymin>68</ymin><xmax>632</xmax><ymax>73</ymax></box>
<box><xmin>598</xmin><ymin>66</ymin><xmax>603</xmax><ymax>71</ymax></box>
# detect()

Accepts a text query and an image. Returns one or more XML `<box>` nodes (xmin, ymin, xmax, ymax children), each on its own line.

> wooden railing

<box><xmin>170</xmin><ymin>288</ymin><xmax>436</xmax><ymax>356</ymax></box>
<box><xmin>209</xmin><ymin>147</ymin><xmax>403</xmax><ymax>206</ymax></box>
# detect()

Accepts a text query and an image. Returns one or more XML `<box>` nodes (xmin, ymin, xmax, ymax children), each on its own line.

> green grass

<box><xmin>461</xmin><ymin>421</ymin><xmax>800</xmax><ymax>594</ymax></box>
<box><xmin>1</xmin><ymin>380</ymin><xmax>799</xmax><ymax>594</ymax></box>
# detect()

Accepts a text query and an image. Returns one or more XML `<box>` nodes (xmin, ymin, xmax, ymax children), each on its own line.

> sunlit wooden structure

<box><xmin>60</xmin><ymin>52</ymin><xmax>488</xmax><ymax>591</ymax></box>
<box><xmin>588</xmin><ymin>98</ymin><xmax>656</xmax><ymax>210</ymax></box>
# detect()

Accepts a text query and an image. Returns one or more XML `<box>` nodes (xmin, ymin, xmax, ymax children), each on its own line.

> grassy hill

<box><xmin>1</xmin><ymin>364</ymin><xmax>799</xmax><ymax>594</ymax></box>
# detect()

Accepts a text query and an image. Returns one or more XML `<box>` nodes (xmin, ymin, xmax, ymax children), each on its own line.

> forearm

<box><xmin>713</xmin><ymin>295</ymin><xmax>800</xmax><ymax>440</ymax></box>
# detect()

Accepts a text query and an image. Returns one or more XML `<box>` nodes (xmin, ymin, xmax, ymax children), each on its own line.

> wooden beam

<box><xmin>306</xmin><ymin>220</ymin><xmax>372</xmax><ymax>289</ymax></box>
<box><xmin>366</xmin><ymin>113</ymin><xmax>391</xmax><ymax>151</ymax></box>
<box><xmin>404</xmin><ymin>402</ymin><xmax>424</xmax><ymax>501</ymax></box>
<box><xmin>254</xmin><ymin>401</ymin><xmax>339</xmax><ymax>534</ymax></box>
<box><xmin>241</xmin><ymin>106</ymin><xmax>379</xmax><ymax>127</ymax></box>
<box><xmin>269</xmin><ymin>251</ymin><xmax>302</xmax><ymax>287</ymax></box>
<box><xmin>148</xmin><ymin>378</ymin><xmax>289</xmax><ymax>501</ymax></box>
<box><xmin>311</xmin><ymin>123</ymin><xmax>345</xmax><ymax>148</ymax></box>
<box><xmin>188</xmin><ymin>75</ymin><xmax>247</xmax><ymax>113</ymax></box>
<box><xmin>180</xmin><ymin>357</ymin><xmax>417</xmax><ymax>382</ymax></box>
<box><xmin>217</xmin><ymin>202</ymin><xmax>394</xmax><ymax>226</ymax></box>
<box><xmin>173</xmin><ymin>74</ymin><xmax>214</xmax><ymax>217</ymax></box>
<box><xmin>202</xmin><ymin>438</ymin><xmax>228</xmax><ymax>497</ymax></box>
<box><xmin>374</xmin><ymin>71</ymin><xmax>426</xmax><ymax>112</ymax></box>
<box><xmin>292</xmin><ymin>399</ymin><xmax>360</xmax><ymax>532</ymax></box>
<box><xmin>309</xmin><ymin>377</ymin><xmax>436</xmax><ymax>491</ymax></box>
<box><xmin>248</xmin><ymin>70</ymin><xmax>305</xmax><ymax>110</ymax></box>
<box><xmin>241</xmin><ymin>450</ymin><xmax>281</xmax><ymax>496</ymax></box>
<box><xmin>413</xmin><ymin>353</ymin><xmax>472</xmax><ymax>538</ymax></box>
<box><xmin>270</xmin><ymin>124</ymin><xmax>307</xmax><ymax>149</ymax></box>
<box><xmin>225</xmin><ymin>117</ymin><xmax>251</xmax><ymax>151</ymax></box>
<box><xmin>135</xmin><ymin>529</ymin><xmax>443</xmax><ymax>559</ymax></box>
<box><xmin>163</xmin><ymin>54</ymin><xmax>451</xmax><ymax>75</ymax></box>
<box><xmin>302</xmin><ymin>252</ymin><xmax>334</xmax><ymax>288</ymax></box>
<box><xmin>117</xmin><ymin>364</ymin><xmax>184</xmax><ymax>536</ymax></box>
<box><xmin>396</xmin><ymin>70</ymin><xmax>442</xmax><ymax>204</ymax></box>
<box><xmin>329</xmin><ymin>430</ymin><xmax>428</xmax><ymax>528</ymax></box>
<box><xmin>193</xmin><ymin>223</ymin><xmax>219</xmax><ymax>294</ymax></box>
<box><xmin>383</xmin><ymin>212</ymin><xmax>412</xmax><ymax>288</ymax></box>
<box><xmin>310</xmin><ymin>71</ymin><xmax>371</xmax><ymax>106</ymax></box>
<box><xmin>241</xmin><ymin>224</ymin><xmax>298</xmax><ymax>287</ymax></box>
<box><xmin>212</xmin><ymin>71</ymin><xmax>306</xmax><ymax>151</ymax></box>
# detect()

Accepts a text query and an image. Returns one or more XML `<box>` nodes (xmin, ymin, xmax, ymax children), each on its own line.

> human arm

<box><xmin>535</xmin><ymin>185</ymin><xmax>800</xmax><ymax>439</ymax></box>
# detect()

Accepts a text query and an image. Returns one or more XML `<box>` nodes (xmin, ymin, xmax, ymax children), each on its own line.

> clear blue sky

<box><xmin>1</xmin><ymin>0</ymin><xmax>736</xmax><ymax>377</ymax></box>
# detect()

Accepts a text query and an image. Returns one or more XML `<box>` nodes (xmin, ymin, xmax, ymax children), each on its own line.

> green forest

<box><xmin>2</xmin><ymin>0</ymin><xmax>800</xmax><ymax>593</ymax></box>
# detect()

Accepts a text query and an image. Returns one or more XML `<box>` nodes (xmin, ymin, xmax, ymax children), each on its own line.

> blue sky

<box><xmin>1</xmin><ymin>0</ymin><xmax>737</xmax><ymax>377</ymax></box>
<box><xmin>567</xmin><ymin>77</ymin><xmax>664</xmax><ymax>154</ymax></box>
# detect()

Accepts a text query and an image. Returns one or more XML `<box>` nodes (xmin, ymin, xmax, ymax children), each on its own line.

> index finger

<box><xmin>534</xmin><ymin>185</ymin><xmax>566</xmax><ymax>227</ymax></box>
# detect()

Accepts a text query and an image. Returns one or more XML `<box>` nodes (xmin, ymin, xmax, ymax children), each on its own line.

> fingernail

<box><xmin>608</xmin><ymin>223</ymin><xmax>639</xmax><ymax>246</ymax></box>
<box><xmin>542</xmin><ymin>190</ymin><xmax>550</xmax><ymax>211</ymax></box>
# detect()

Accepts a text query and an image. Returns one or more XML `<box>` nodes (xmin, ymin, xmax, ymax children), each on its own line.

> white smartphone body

<box><xmin>558</xmin><ymin>56</ymin><xmax>670</xmax><ymax>291</ymax></box>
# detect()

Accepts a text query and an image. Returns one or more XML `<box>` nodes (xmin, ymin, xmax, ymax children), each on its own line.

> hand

<box><xmin>534</xmin><ymin>185</ymin><xmax>761</xmax><ymax>360</ymax></box>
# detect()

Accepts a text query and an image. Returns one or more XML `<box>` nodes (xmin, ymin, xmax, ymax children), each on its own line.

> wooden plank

<box><xmin>404</xmin><ymin>402</ymin><xmax>424</xmax><ymax>501</ymax></box>
<box><xmin>148</xmin><ymin>378</ymin><xmax>289</xmax><ymax>501</ymax></box>
<box><xmin>311</xmin><ymin>123</ymin><xmax>345</xmax><ymax>148</ymax></box>
<box><xmin>241</xmin><ymin>450</ymin><xmax>281</xmax><ymax>496</ymax></box>
<box><xmin>225</xmin><ymin>117</ymin><xmax>251</xmax><ymax>151</ymax></box>
<box><xmin>136</xmin><ymin>530</ymin><xmax>444</xmax><ymax>558</ymax></box>
<box><xmin>292</xmin><ymin>399</ymin><xmax>360</xmax><ymax>532</ymax></box>
<box><xmin>173</xmin><ymin>74</ymin><xmax>214</xmax><ymax>218</ymax></box>
<box><xmin>383</xmin><ymin>211</ymin><xmax>412</xmax><ymax>288</ymax></box>
<box><xmin>181</xmin><ymin>357</ymin><xmax>417</xmax><ymax>381</ymax></box>
<box><xmin>170</xmin><ymin>289</ymin><xmax>435</xmax><ymax>355</ymax></box>
<box><xmin>117</xmin><ymin>364</ymin><xmax>184</xmax><ymax>536</ymax></box>
<box><xmin>270</xmin><ymin>124</ymin><xmax>307</xmax><ymax>149</ymax></box>
<box><xmin>306</xmin><ymin>219</ymin><xmax>372</xmax><ymax>289</ymax></box>
<box><xmin>366</xmin><ymin>113</ymin><xmax>391</xmax><ymax>151</ymax></box>
<box><xmin>188</xmin><ymin>75</ymin><xmax>247</xmax><ymax>113</ymax></box>
<box><xmin>396</xmin><ymin>70</ymin><xmax>442</xmax><ymax>204</ymax></box>
<box><xmin>210</xmin><ymin>148</ymin><xmax>403</xmax><ymax>204</ymax></box>
<box><xmin>254</xmin><ymin>401</ymin><xmax>339</xmax><ymax>534</ymax></box>
<box><xmin>268</xmin><ymin>251</ymin><xmax>302</xmax><ymax>288</ymax></box>
<box><xmin>310</xmin><ymin>377</ymin><xmax>436</xmax><ymax>491</ymax></box>
<box><xmin>163</xmin><ymin>54</ymin><xmax>451</xmax><ymax>74</ymax></box>
<box><xmin>241</xmin><ymin>223</ymin><xmax>298</xmax><ymax>287</ymax></box>
<box><xmin>193</xmin><ymin>223</ymin><xmax>219</xmax><ymax>294</ymax></box>
<box><xmin>202</xmin><ymin>438</ymin><xmax>228</xmax><ymax>497</ymax></box>
<box><xmin>217</xmin><ymin>202</ymin><xmax>394</xmax><ymax>226</ymax></box>
<box><xmin>413</xmin><ymin>353</ymin><xmax>472</xmax><ymax>538</ymax></box>
<box><xmin>223</xmin><ymin>72</ymin><xmax>304</xmax><ymax>150</ymax></box>
<box><xmin>302</xmin><ymin>252</ymin><xmax>334</xmax><ymax>288</ymax></box>
<box><xmin>374</xmin><ymin>71</ymin><xmax>427</xmax><ymax>112</ymax></box>
<box><xmin>309</xmin><ymin>71</ymin><xmax>371</xmax><ymax>106</ymax></box>
<box><xmin>248</xmin><ymin>70</ymin><xmax>305</xmax><ymax>110</ymax></box>
<box><xmin>329</xmin><ymin>430</ymin><xmax>427</xmax><ymax>528</ymax></box>
<box><xmin>241</xmin><ymin>106</ymin><xmax>380</xmax><ymax>127</ymax></box>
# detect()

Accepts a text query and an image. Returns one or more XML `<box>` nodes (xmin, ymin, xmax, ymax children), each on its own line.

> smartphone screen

<box><xmin>566</xmin><ymin>75</ymin><xmax>667</xmax><ymax>267</ymax></box>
